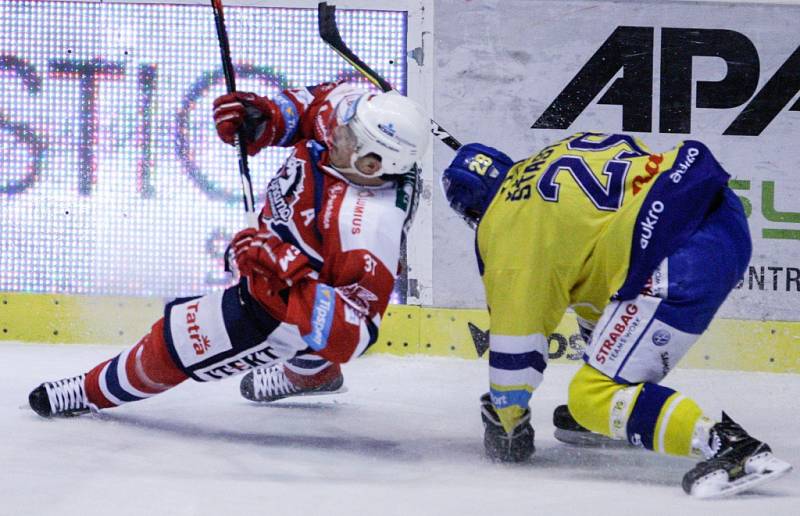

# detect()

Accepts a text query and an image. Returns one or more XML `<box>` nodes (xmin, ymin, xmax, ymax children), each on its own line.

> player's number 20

<box><xmin>537</xmin><ymin>134</ymin><xmax>648</xmax><ymax>211</ymax></box>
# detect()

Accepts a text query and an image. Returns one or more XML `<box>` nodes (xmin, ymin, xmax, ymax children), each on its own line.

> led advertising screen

<box><xmin>0</xmin><ymin>1</ymin><xmax>407</xmax><ymax>297</ymax></box>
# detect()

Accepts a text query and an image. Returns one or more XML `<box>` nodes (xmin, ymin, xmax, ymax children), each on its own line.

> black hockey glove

<box><xmin>480</xmin><ymin>392</ymin><xmax>535</xmax><ymax>463</ymax></box>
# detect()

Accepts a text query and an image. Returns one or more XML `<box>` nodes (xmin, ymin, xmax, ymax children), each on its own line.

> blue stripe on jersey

<box><xmin>489</xmin><ymin>350</ymin><xmax>547</xmax><ymax>374</ymax></box>
<box><xmin>490</xmin><ymin>387</ymin><xmax>532</xmax><ymax>410</ymax></box>
<box><xmin>626</xmin><ymin>382</ymin><xmax>676</xmax><ymax>451</ymax></box>
<box><xmin>104</xmin><ymin>355</ymin><xmax>144</xmax><ymax>402</ymax></box>
<box><xmin>273</xmin><ymin>93</ymin><xmax>299</xmax><ymax>146</ymax></box>
<box><xmin>265</xmin><ymin>141</ymin><xmax>326</xmax><ymax>272</ymax></box>
<box><xmin>308</xmin><ymin>141</ymin><xmax>326</xmax><ymax>244</ymax></box>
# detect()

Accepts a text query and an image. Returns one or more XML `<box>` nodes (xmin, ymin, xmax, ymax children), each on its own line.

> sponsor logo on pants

<box><xmin>595</xmin><ymin>303</ymin><xmax>640</xmax><ymax>365</ymax></box>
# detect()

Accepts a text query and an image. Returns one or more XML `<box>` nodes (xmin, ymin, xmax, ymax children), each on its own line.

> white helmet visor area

<box><xmin>342</xmin><ymin>93</ymin><xmax>428</xmax><ymax>176</ymax></box>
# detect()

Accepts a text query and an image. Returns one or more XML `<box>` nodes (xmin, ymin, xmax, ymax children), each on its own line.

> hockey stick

<box><xmin>210</xmin><ymin>0</ymin><xmax>258</xmax><ymax>228</ymax></box>
<box><xmin>318</xmin><ymin>2</ymin><xmax>462</xmax><ymax>150</ymax></box>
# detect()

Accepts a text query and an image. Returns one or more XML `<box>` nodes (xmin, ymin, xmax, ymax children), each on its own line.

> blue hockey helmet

<box><xmin>441</xmin><ymin>143</ymin><xmax>514</xmax><ymax>228</ymax></box>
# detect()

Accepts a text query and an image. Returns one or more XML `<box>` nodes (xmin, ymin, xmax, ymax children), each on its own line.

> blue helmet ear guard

<box><xmin>441</xmin><ymin>143</ymin><xmax>514</xmax><ymax>228</ymax></box>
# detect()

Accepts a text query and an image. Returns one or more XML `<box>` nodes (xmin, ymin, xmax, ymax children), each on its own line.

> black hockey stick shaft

<box><xmin>318</xmin><ymin>2</ymin><xmax>462</xmax><ymax>151</ymax></box>
<box><xmin>211</xmin><ymin>0</ymin><xmax>258</xmax><ymax>227</ymax></box>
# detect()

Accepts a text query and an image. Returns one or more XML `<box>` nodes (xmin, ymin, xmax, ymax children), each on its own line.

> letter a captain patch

<box><xmin>305</xmin><ymin>284</ymin><xmax>335</xmax><ymax>351</ymax></box>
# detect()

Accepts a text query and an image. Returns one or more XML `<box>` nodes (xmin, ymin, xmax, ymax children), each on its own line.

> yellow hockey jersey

<box><xmin>476</xmin><ymin>132</ymin><xmax>730</xmax><ymax>430</ymax></box>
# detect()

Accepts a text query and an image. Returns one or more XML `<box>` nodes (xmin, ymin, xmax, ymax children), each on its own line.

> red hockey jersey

<box><xmin>249</xmin><ymin>82</ymin><xmax>418</xmax><ymax>363</ymax></box>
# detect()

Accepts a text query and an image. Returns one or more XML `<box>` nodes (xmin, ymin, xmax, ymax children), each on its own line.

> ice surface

<box><xmin>1</xmin><ymin>343</ymin><xmax>797</xmax><ymax>516</ymax></box>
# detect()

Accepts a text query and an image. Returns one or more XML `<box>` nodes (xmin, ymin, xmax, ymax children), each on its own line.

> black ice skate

<box><xmin>240</xmin><ymin>363</ymin><xmax>345</xmax><ymax>402</ymax></box>
<box><xmin>682</xmin><ymin>412</ymin><xmax>792</xmax><ymax>498</ymax></box>
<box><xmin>480</xmin><ymin>393</ymin><xmax>535</xmax><ymax>462</ymax></box>
<box><xmin>552</xmin><ymin>404</ymin><xmax>632</xmax><ymax>448</ymax></box>
<box><xmin>29</xmin><ymin>374</ymin><xmax>92</xmax><ymax>418</ymax></box>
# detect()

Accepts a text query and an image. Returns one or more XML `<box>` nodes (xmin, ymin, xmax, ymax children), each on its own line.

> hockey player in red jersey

<box><xmin>28</xmin><ymin>81</ymin><xmax>429</xmax><ymax>416</ymax></box>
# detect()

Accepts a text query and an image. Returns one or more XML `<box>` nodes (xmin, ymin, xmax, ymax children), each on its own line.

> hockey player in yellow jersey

<box><xmin>441</xmin><ymin>132</ymin><xmax>792</xmax><ymax>498</ymax></box>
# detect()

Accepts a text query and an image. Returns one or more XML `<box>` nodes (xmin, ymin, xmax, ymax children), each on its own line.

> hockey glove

<box><xmin>212</xmin><ymin>92</ymin><xmax>282</xmax><ymax>155</ymax></box>
<box><xmin>230</xmin><ymin>228</ymin><xmax>315</xmax><ymax>288</ymax></box>
<box><xmin>480</xmin><ymin>392</ymin><xmax>535</xmax><ymax>462</ymax></box>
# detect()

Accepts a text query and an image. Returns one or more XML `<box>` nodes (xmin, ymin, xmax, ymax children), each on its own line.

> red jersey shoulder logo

<box><xmin>265</xmin><ymin>153</ymin><xmax>305</xmax><ymax>224</ymax></box>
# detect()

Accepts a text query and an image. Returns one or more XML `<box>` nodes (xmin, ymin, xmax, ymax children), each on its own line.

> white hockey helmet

<box><xmin>343</xmin><ymin>92</ymin><xmax>430</xmax><ymax>176</ymax></box>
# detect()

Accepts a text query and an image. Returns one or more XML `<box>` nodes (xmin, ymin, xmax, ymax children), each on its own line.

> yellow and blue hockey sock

<box><xmin>568</xmin><ymin>364</ymin><xmax>713</xmax><ymax>457</ymax></box>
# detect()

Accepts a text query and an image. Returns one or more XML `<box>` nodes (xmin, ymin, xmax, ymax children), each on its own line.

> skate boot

<box><xmin>683</xmin><ymin>412</ymin><xmax>792</xmax><ymax>498</ymax></box>
<box><xmin>480</xmin><ymin>393</ymin><xmax>535</xmax><ymax>462</ymax></box>
<box><xmin>240</xmin><ymin>362</ymin><xmax>344</xmax><ymax>402</ymax></box>
<box><xmin>29</xmin><ymin>374</ymin><xmax>92</xmax><ymax>418</ymax></box>
<box><xmin>552</xmin><ymin>404</ymin><xmax>632</xmax><ymax>448</ymax></box>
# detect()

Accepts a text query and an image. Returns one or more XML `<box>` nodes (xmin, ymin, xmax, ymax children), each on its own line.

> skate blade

<box><xmin>690</xmin><ymin>455</ymin><xmax>793</xmax><ymax>499</ymax></box>
<box><xmin>554</xmin><ymin>428</ymin><xmax>632</xmax><ymax>448</ymax></box>
<box><xmin>20</xmin><ymin>404</ymin><xmax>97</xmax><ymax>417</ymax></box>
<box><xmin>293</xmin><ymin>385</ymin><xmax>348</xmax><ymax>399</ymax></box>
<box><xmin>253</xmin><ymin>385</ymin><xmax>349</xmax><ymax>403</ymax></box>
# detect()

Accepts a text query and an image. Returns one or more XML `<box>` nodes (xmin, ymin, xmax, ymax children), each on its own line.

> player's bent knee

<box><xmin>140</xmin><ymin>318</ymin><xmax>188</xmax><ymax>385</ymax></box>
<box><xmin>567</xmin><ymin>364</ymin><xmax>642</xmax><ymax>439</ymax></box>
<box><xmin>584</xmin><ymin>295</ymin><xmax>702</xmax><ymax>384</ymax></box>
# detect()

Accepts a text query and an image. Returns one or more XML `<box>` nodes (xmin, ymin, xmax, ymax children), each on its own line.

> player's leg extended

<box><xmin>85</xmin><ymin>318</ymin><xmax>189</xmax><ymax>410</ymax></box>
<box><xmin>28</xmin><ymin>316</ymin><xmax>189</xmax><ymax>418</ymax></box>
<box><xmin>29</xmin><ymin>279</ymin><xmax>297</xmax><ymax>417</ymax></box>
<box><xmin>570</xmin><ymin>188</ymin><xmax>751</xmax><ymax>453</ymax></box>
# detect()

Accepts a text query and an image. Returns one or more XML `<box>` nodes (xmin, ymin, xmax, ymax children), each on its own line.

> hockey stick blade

<box><xmin>318</xmin><ymin>2</ymin><xmax>393</xmax><ymax>92</ymax></box>
<box><xmin>317</xmin><ymin>2</ymin><xmax>462</xmax><ymax>151</ymax></box>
